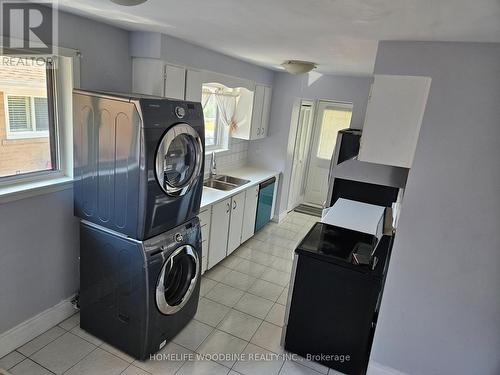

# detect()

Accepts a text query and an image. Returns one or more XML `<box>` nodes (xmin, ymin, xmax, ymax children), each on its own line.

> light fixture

<box><xmin>281</xmin><ymin>60</ymin><xmax>317</xmax><ymax>75</ymax></box>
<box><xmin>110</xmin><ymin>0</ymin><xmax>147</xmax><ymax>6</ymax></box>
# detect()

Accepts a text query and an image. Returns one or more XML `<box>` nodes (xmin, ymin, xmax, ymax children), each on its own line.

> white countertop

<box><xmin>201</xmin><ymin>166</ymin><xmax>280</xmax><ymax>209</ymax></box>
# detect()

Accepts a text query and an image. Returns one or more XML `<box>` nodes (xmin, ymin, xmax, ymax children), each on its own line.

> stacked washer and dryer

<box><xmin>73</xmin><ymin>90</ymin><xmax>205</xmax><ymax>360</ymax></box>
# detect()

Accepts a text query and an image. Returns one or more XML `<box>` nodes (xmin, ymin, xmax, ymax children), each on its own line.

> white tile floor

<box><xmin>0</xmin><ymin>212</ymin><xmax>343</xmax><ymax>375</ymax></box>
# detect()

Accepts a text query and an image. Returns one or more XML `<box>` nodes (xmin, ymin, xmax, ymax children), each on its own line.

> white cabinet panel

<box><xmin>132</xmin><ymin>58</ymin><xmax>164</xmax><ymax>96</ymax></box>
<box><xmin>185</xmin><ymin>69</ymin><xmax>203</xmax><ymax>102</ymax></box>
<box><xmin>358</xmin><ymin>75</ymin><xmax>431</xmax><ymax>168</ymax></box>
<box><xmin>227</xmin><ymin>191</ymin><xmax>246</xmax><ymax>255</ymax></box>
<box><xmin>198</xmin><ymin>208</ymin><xmax>211</xmax><ymax>227</ymax></box>
<box><xmin>241</xmin><ymin>185</ymin><xmax>259</xmax><ymax>243</ymax></box>
<box><xmin>164</xmin><ymin>64</ymin><xmax>186</xmax><ymax>100</ymax></box>
<box><xmin>232</xmin><ymin>84</ymin><xmax>272</xmax><ymax>141</ymax></box>
<box><xmin>208</xmin><ymin>198</ymin><xmax>231</xmax><ymax>268</ymax></box>
<box><xmin>259</xmin><ymin>86</ymin><xmax>272</xmax><ymax>138</ymax></box>
<box><xmin>201</xmin><ymin>224</ymin><xmax>210</xmax><ymax>243</ymax></box>
<box><xmin>251</xmin><ymin>85</ymin><xmax>265</xmax><ymax>139</ymax></box>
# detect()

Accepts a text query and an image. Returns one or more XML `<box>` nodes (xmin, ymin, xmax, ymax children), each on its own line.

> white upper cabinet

<box><xmin>358</xmin><ymin>75</ymin><xmax>431</xmax><ymax>168</ymax></box>
<box><xmin>233</xmin><ymin>84</ymin><xmax>272</xmax><ymax>141</ymax></box>
<box><xmin>132</xmin><ymin>58</ymin><xmax>164</xmax><ymax>96</ymax></box>
<box><xmin>164</xmin><ymin>64</ymin><xmax>186</xmax><ymax>100</ymax></box>
<box><xmin>185</xmin><ymin>69</ymin><xmax>204</xmax><ymax>102</ymax></box>
<box><xmin>260</xmin><ymin>85</ymin><xmax>272</xmax><ymax>138</ymax></box>
<box><xmin>132</xmin><ymin>59</ymin><xmax>186</xmax><ymax>100</ymax></box>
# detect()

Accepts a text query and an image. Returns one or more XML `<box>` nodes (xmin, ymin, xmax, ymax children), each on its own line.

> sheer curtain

<box><xmin>214</xmin><ymin>89</ymin><xmax>238</xmax><ymax>132</ymax></box>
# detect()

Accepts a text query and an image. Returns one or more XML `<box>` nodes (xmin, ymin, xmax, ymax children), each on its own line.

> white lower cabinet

<box><xmin>208</xmin><ymin>198</ymin><xmax>231</xmax><ymax>269</ymax></box>
<box><xmin>241</xmin><ymin>185</ymin><xmax>259</xmax><ymax>243</ymax></box>
<box><xmin>198</xmin><ymin>206</ymin><xmax>212</xmax><ymax>275</ymax></box>
<box><xmin>227</xmin><ymin>191</ymin><xmax>246</xmax><ymax>255</ymax></box>
<box><xmin>203</xmin><ymin>180</ymin><xmax>274</xmax><ymax>270</ymax></box>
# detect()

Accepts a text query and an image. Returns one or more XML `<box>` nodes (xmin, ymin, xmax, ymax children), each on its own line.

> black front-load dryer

<box><xmin>79</xmin><ymin>217</ymin><xmax>202</xmax><ymax>360</ymax></box>
<box><xmin>73</xmin><ymin>90</ymin><xmax>205</xmax><ymax>240</ymax></box>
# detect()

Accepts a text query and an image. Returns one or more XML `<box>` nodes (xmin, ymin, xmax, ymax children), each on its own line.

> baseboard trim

<box><xmin>367</xmin><ymin>361</ymin><xmax>410</xmax><ymax>375</ymax></box>
<box><xmin>0</xmin><ymin>296</ymin><xmax>77</xmax><ymax>357</ymax></box>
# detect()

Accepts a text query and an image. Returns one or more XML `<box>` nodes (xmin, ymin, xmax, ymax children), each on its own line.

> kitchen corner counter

<box><xmin>200</xmin><ymin>166</ymin><xmax>280</xmax><ymax>209</ymax></box>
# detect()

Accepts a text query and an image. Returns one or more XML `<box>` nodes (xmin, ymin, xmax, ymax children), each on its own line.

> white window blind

<box><xmin>8</xmin><ymin>96</ymin><xmax>32</xmax><ymax>131</ymax></box>
<box><xmin>34</xmin><ymin>97</ymin><xmax>49</xmax><ymax>130</ymax></box>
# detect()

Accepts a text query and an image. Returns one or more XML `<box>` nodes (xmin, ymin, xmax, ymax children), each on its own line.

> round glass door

<box><xmin>155</xmin><ymin>124</ymin><xmax>203</xmax><ymax>196</ymax></box>
<box><xmin>156</xmin><ymin>245</ymin><xmax>199</xmax><ymax>315</ymax></box>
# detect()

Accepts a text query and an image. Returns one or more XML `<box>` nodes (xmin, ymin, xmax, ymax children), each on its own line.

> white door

<box><xmin>227</xmin><ymin>191</ymin><xmax>246</xmax><ymax>255</ymax></box>
<box><xmin>288</xmin><ymin>102</ymin><xmax>314</xmax><ymax>211</ymax></box>
<box><xmin>208</xmin><ymin>198</ymin><xmax>231</xmax><ymax>268</ymax></box>
<box><xmin>304</xmin><ymin>101</ymin><xmax>353</xmax><ymax>206</ymax></box>
<box><xmin>241</xmin><ymin>185</ymin><xmax>259</xmax><ymax>243</ymax></box>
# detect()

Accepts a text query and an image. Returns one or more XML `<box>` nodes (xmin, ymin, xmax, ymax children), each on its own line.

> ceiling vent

<box><xmin>281</xmin><ymin>60</ymin><xmax>317</xmax><ymax>75</ymax></box>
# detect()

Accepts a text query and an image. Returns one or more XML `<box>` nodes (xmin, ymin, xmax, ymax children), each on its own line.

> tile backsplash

<box><xmin>204</xmin><ymin>138</ymin><xmax>249</xmax><ymax>177</ymax></box>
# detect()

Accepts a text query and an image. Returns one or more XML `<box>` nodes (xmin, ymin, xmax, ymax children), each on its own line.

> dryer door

<box><xmin>155</xmin><ymin>123</ymin><xmax>203</xmax><ymax>197</ymax></box>
<box><xmin>156</xmin><ymin>245</ymin><xmax>200</xmax><ymax>315</ymax></box>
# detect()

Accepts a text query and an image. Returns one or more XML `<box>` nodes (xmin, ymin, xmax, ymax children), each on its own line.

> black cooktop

<box><xmin>296</xmin><ymin>222</ymin><xmax>378</xmax><ymax>265</ymax></box>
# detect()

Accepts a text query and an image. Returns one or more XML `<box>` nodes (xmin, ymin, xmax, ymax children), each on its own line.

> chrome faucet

<box><xmin>210</xmin><ymin>151</ymin><xmax>217</xmax><ymax>178</ymax></box>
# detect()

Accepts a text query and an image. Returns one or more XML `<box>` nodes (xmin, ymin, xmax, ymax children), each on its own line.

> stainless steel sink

<box><xmin>214</xmin><ymin>175</ymin><xmax>250</xmax><ymax>186</ymax></box>
<box><xmin>203</xmin><ymin>175</ymin><xmax>250</xmax><ymax>191</ymax></box>
<box><xmin>204</xmin><ymin>179</ymin><xmax>236</xmax><ymax>191</ymax></box>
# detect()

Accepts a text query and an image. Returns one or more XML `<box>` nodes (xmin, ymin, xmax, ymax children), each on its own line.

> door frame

<box><xmin>287</xmin><ymin>100</ymin><xmax>315</xmax><ymax>211</ymax></box>
<box><xmin>284</xmin><ymin>99</ymin><xmax>315</xmax><ymax>213</ymax></box>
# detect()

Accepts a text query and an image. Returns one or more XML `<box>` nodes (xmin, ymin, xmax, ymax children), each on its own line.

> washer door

<box><xmin>156</xmin><ymin>245</ymin><xmax>199</xmax><ymax>315</ymax></box>
<box><xmin>155</xmin><ymin>123</ymin><xmax>203</xmax><ymax>196</ymax></box>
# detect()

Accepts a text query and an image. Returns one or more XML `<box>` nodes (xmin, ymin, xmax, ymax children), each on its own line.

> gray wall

<box><xmin>161</xmin><ymin>34</ymin><xmax>274</xmax><ymax>85</ymax></box>
<box><xmin>248</xmin><ymin>71</ymin><xmax>372</xmax><ymax>216</ymax></box>
<box><xmin>369</xmin><ymin>42</ymin><xmax>500</xmax><ymax>375</ymax></box>
<box><xmin>129</xmin><ymin>31</ymin><xmax>274</xmax><ymax>85</ymax></box>
<box><xmin>0</xmin><ymin>11</ymin><xmax>131</xmax><ymax>334</ymax></box>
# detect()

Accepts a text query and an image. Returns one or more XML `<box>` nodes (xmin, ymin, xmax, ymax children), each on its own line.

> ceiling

<box><xmin>58</xmin><ymin>0</ymin><xmax>500</xmax><ymax>76</ymax></box>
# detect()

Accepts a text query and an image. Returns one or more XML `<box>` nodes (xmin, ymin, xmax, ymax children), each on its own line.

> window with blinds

<box><xmin>6</xmin><ymin>96</ymin><xmax>50</xmax><ymax>133</ymax></box>
<box><xmin>0</xmin><ymin>55</ymin><xmax>56</xmax><ymax>179</ymax></box>
<box><xmin>7</xmin><ymin>96</ymin><xmax>33</xmax><ymax>132</ymax></box>
<box><xmin>34</xmin><ymin>97</ymin><xmax>49</xmax><ymax>131</ymax></box>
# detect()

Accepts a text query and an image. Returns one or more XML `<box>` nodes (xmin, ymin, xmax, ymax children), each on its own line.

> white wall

<box><xmin>0</xmin><ymin>10</ymin><xmax>131</xmax><ymax>334</ymax></box>
<box><xmin>369</xmin><ymin>42</ymin><xmax>500</xmax><ymax>375</ymax></box>
<box><xmin>248</xmin><ymin>71</ymin><xmax>372</xmax><ymax>217</ymax></box>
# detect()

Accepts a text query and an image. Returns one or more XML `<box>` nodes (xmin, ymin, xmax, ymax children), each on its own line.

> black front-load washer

<box><xmin>79</xmin><ymin>217</ymin><xmax>202</xmax><ymax>360</ymax></box>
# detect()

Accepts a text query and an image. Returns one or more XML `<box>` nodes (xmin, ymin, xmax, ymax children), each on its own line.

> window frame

<box><xmin>0</xmin><ymin>48</ymin><xmax>81</xmax><ymax>201</ymax></box>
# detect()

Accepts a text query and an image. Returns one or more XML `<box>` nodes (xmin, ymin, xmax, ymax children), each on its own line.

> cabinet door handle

<box><xmin>233</xmin><ymin>200</ymin><xmax>237</xmax><ymax>209</ymax></box>
<box><xmin>226</xmin><ymin>202</ymin><xmax>230</xmax><ymax>213</ymax></box>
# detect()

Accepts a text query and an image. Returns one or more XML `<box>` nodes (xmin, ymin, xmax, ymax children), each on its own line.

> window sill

<box><xmin>0</xmin><ymin>176</ymin><xmax>73</xmax><ymax>204</ymax></box>
<box><xmin>6</xmin><ymin>131</ymin><xmax>49</xmax><ymax>140</ymax></box>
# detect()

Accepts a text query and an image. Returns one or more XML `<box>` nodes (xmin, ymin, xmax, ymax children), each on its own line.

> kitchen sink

<box><xmin>214</xmin><ymin>175</ymin><xmax>250</xmax><ymax>186</ymax></box>
<box><xmin>203</xmin><ymin>175</ymin><xmax>250</xmax><ymax>191</ymax></box>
